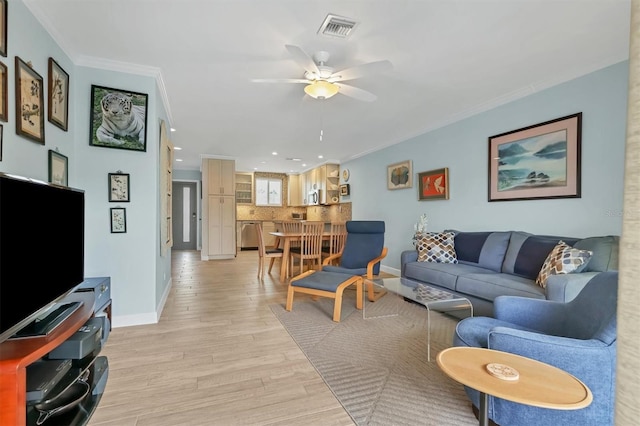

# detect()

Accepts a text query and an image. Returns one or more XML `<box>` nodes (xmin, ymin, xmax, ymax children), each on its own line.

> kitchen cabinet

<box><xmin>324</xmin><ymin>164</ymin><xmax>340</xmax><ymax>204</ymax></box>
<box><xmin>235</xmin><ymin>173</ymin><xmax>253</xmax><ymax>204</ymax></box>
<box><xmin>262</xmin><ymin>221</ymin><xmax>276</xmax><ymax>247</ymax></box>
<box><xmin>288</xmin><ymin>175</ymin><xmax>304</xmax><ymax>207</ymax></box>
<box><xmin>207</xmin><ymin>159</ymin><xmax>234</xmax><ymax>195</ymax></box>
<box><xmin>207</xmin><ymin>195</ymin><xmax>236</xmax><ymax>257</ymax></box>
<box><xmin>202</xmin><ymin>159</ymin><xmax>236</xmax><ymax>260</ymax></box>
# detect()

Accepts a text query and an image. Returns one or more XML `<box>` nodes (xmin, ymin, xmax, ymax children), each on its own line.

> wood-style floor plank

<box><xmin>88</xmin><ymin>250</ymin><xmax>360</xmax><ymax>426</ymax></box>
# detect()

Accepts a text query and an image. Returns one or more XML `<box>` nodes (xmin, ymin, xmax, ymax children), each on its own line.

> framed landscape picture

<box><xmin>418</xmin><ymin>168</ymin><xmax>449</xmax><ymax>201</ymax></box>
<box><xmin>387</xmin><ymin>160</ymin><xmax>412</xmax><ymax>190</ymax></box>
<box><xmin>488</xmin><ymin>113</ymin><xmax>582</xmax><ymax>202</ymax></box>
<box><xmin>90</xmin><ymin>85</ymin><xmax>148</xmax><ymax>152</ymax></box>
<box><xmin>48</xmin><ymin>150</ymin><xmax>68</xmax><ymax>186</ymax></box>
<box><xmin>0</xmin><ymin>0</ymin><xmax>6</xmax><ymax>58</ymax></box>
<box><xmin>15</xmin><ymin>56</ymin><xmax>45</xmax><ymax>144</ymax></box>
<box><xmin>48</xmin><ymin>57</ymin><xmax>69</xmax><ymax>131</ymax></box>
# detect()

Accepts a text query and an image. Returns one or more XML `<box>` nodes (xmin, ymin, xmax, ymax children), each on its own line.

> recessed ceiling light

<box><xmin>261</xmin><ymin>161</ymin><xmax>267</xmax><ymax>164</ymax></box>
<box><xmin>170</xmin><ymin>128</ymin><xmax>176</xmax><ymax>132</ymax></box>
<box><xmin>175</xmin><ymin>158</ymin><xmax>183</xmax><ymax>162</ymax></box>
<box><xmin>254</xmin><ymin>167</ymin><xmax>258</xmax><ymax>170</ymax></box>
<box><xmin>302</xmin><ymin>163</ymin><xmax>307</xmax><ymax>167</ymax></box>
<box><xmin>174</xmin><ymin>146</ymin><xmax>182</xmax><ymax>150</ymax></box>
<box><xmin>272</xmin><ymin>152</ymin><xmax>278</xmax><ymax>156</ymax></box>
<box><xmin>318</xmin><ymin>155</ymin><xmax>323</xmax><ymax>159</ymax></box>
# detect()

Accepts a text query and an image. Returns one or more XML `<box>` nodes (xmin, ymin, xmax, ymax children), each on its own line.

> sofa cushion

<box><xmin>535</xmin><ymin>241</ymin><xmax>593</xmax><ymax>288</ymax></box>
<box><xmin>501</xmin><ymin>232</ymin><xmax>580</xmax><ymax>280</ymax></box>
<box><xmin>573</xmin><ymin>236</ymin><xmax>619</xmax><ymax>272</ymax></box>
<box><xmin>456</xmin><ymin>273</ymin><xmax>545</xmax><ymax>302</ymax></box>
<box><xmin>403</xmin><ymin>262</ymin><xmax>493</xmax><ymax>291</ymax></box>
<box><xmin>448</xmin><ymin>231</ymin><xmax>511</xmax><ymax>272</ymax></box>
<box><xmin>416</xmin><ymin>232</ymin><xmax>458</xmax><ymax>263</ymax></box>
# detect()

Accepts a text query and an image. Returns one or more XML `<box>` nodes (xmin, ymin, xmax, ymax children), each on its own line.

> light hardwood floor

<box><xmin>89</xmin><ymin>250</ymin><xmax>367</xmax><ymax>426</ymax></box>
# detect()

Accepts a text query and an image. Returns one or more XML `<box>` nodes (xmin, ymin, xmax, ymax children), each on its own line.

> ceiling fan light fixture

<box><xmin>304</xmin><ymin>80</ymin><xmax>339</xmax><ymax>99</ymax></box>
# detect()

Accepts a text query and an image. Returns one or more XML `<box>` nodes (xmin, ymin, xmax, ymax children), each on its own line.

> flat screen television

<box><xmin>0</xmin><ymin>172</ymin><xmax>85</xmax><ymax>343</ymax></box>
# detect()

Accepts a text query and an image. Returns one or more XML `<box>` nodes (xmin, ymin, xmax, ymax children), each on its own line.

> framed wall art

<box><xmin>0</xmin><ymin>60</ymin><xmax>6</xmax><ymax>122</ymax></box>
<box><xmin>0</xmin><ymin>123</ymin><xmax>3</xmax><ymax>161</ymax></box>
<box><xmin>110</xmin><ymin>207</ymin><xmax>127</xmax><ymax>233</ymax></box>
<box><xmin>48</xmin><ymin>57</ymin><xmax>69</xmax><ymax>131</ymax></box>
<box><xmin>387</xmin><ymin>160</ymin><xmax>412</xmax><ymax>190</ymax></box>
<box><xmin>339</xmin><ymin>184</ymin><xmax>350</xmax><ymax>196</ymax></box>
<box><xmin>90</xmin><ymin>85</ymin><xmax>148</xmax><ymax>152</ymax></box>
<box><xmin>15</xmin><ymin>56</ymin><xmax>45</xmax><ymax>144</ymax></box>
<box><xmin>109</xmin><ymin>172</ymin><xmax>130</xmax><ymax>202</ymax></box>
<box><xmin>0</xmin><ymin>0</ymin><xmax>6</xmax><ymax>58</ymax></box>
<box><xmin>488</xmin><ymin>113</ymin><xmax>582</xmax><ymax>202</ymax></box>
<box><xmin>48</xmin><ymin>150</ymin><xmax>68</xmax><ymax>186</ymax></box>
<box><xmin>418</xmin><ymin>168</ymin><xmax>449</xmax><ymax>201</ymax></box>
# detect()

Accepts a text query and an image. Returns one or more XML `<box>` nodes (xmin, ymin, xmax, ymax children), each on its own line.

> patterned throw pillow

<box><xmin>535</xmin><ymin>240</ymin><xmax>593</xmax><ymax>288</ymax></box>
<box><xmin>416</xmin><ymin>232</ymin><xmax>458</xmax><ymax>263</ymax></box>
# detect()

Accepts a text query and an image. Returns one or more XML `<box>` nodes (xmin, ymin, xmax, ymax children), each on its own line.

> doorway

<box><xmin>172</xmin><ymin>181</ymin><xmax>198</xmax><ymax>250</ymax></box>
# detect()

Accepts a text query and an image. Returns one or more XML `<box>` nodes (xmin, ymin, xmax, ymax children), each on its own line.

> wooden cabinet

<box><xmin>207</xmin><ymin>196</ymin><xmax>236</xmax><ymax>257</ymax></box>
<box><xmin>207</xmin><ymin>159</ymin><xmax>234</xmax><ymax>195</ymax></box>
<box><xmin>160</xmin><ymin>121</ymin><xmax>173</xmax><ymax>256</ymax></box>
<box><xmin>235</xmin><ymin>173</ymin><xmax>253</xmax><ymax>204</ymax></box>
<box><xmin>324</xmin><ymin>164</ymin><xmax>340</xmax><ymax>204</ymax></box>
<box><xmin>262</xmin><ymin>221</ymin><xmax>276</xmax><ymax>247</ymax></box>
<box><xmin>288</xmin><ymin>175</ymin><xmax>303</xmax><ymax>207</ymax></box>
<box><xmin>202</xmin><ymin>159</ymin><xmax>236</xmax><ymax>260</ymax></box>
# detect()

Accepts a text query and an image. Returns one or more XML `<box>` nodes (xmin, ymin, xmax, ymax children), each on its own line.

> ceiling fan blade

<box><xmin>285</xmin><ymin>44</ymin><xmax>320</xmax><ymax>75</ymax></box>
<box><xmin>250</xmin><ymin>78</ymin><xmax>309</xmax><ymax>83</ymax></box>
<box><xmin>335</xmin><ymin>83</ymin><xmax>377</xmax><ymax>102</ymax></box>
<box><xmin>330</xmin><ymin>60</ymin><xmax>393</xmax><ymax>82</ymax></box>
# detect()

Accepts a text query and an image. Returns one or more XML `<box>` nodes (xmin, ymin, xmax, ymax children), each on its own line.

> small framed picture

<box><xmin>108</xmin><ymin>172</ymin><xmax>130</xmax><ymax>202</ymax></box>
<box><xmin>0</xmin><ymin>60</ymin><xmax>7</xmax><ymax>122</ymax></box>
<box><xmin>339</xmin><ymin>184</ymin><xmax>350</xmax><ymax>196</ymax></box>
<box><xmin>48</xmin><ymin>150</ymin><xmax>68</xmax><ymax>186</ymax></box>
<box><xmin>387</xmin><ymin>160</ymin><xmax>412</xmax><ymax>190</ymax></box>
<box><xmin>15</xmin><ymin>56</ymin><xmax>45</xmax><ymax>144</ymax></box>
<box><xmin>0</xmin><ymin>0</ymin><xmax>7</xmax><ymax>58</ymax></box>
<box><xmin>418</xmin><ymin>168</ymin><xmax>449</xmax><ymax>201</ymax></box>
<box><xmin>48</xmin><ymin>57</ymin><xmax>69</xmax><ymax>131</ymax></box>
<box><xmin>110</xmin><ymin>207</ymin><xmax>127</xmax><ymax>233</ymax></box>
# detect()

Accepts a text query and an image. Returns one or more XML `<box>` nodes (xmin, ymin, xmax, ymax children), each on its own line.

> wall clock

<box><xmin>342</xmin><ymin>168</ymin><xmax>350</xmax><ymax>182</ymax></box>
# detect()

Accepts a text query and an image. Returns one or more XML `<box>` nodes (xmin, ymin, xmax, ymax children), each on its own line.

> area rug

<box><xmin>270</xmin><ymin>290</ymin><xmax>477</xmax><ymax>425</ymax></box>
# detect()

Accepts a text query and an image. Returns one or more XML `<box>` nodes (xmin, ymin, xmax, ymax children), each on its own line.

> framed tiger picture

<box><xmin>89</xmin><ymin>85</ymin><xmax>148</xmax><ymax>152</ymax></box>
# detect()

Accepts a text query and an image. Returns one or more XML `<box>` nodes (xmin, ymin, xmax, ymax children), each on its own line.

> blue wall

<box><xmin>341</xmin><ymin>62</ymin><xmax>628</xmax><ymax>272</ymax></box>
<box><xmin>2</xmin><ymin>1</ymin><xmax>172</xmax><ymax>326</ymax></box>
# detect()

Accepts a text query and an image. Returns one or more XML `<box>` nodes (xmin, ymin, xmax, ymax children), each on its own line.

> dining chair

<box><xmin>255</xmin><ymin>222</ymin><xmax>283</xmax><ymax>280</ymax></box>
<box><xmin>281</xmin><ymin>220</ymin><xmax>302</xmax><ymax>274</ymax></box>
<box><xmin>290</xmin><ymin>221</ymin><xmax>324</xmax><ymax>275</ymax></box>
<box><xmin>322</xmin><ymin>222</ymin><xmax>347</xmax><ymax>264</ymax></box>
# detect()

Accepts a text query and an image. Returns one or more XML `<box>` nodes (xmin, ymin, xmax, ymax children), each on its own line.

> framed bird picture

<box><xmin>418</xmin><ymin>168</ymin><xmax>449</xmax><ymax>201</ymax></box>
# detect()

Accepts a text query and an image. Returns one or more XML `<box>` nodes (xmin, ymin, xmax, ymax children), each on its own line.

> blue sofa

<box><xmin>400</xmin><ymin>231</ymin><xmax>619</xmax><ymax>317</ymax></box>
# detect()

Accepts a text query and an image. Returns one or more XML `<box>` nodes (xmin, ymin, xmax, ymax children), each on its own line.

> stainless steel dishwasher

<box><xmin>240</xmin><ymin>221</ymin><xmax>259</xmax><ymax>250</ymax></box>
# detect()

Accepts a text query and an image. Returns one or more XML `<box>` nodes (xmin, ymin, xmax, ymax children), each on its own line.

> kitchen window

<box><xmin>255</xmin><ymin>177</ymin><xmax>282</xmax><ymax>206</ymax></box>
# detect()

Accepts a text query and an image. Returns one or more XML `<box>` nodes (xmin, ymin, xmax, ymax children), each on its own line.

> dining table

<box><xmin>269</xmin><ymin>231</ymin><xmax>332</xmax><ymax>282</ymax></box>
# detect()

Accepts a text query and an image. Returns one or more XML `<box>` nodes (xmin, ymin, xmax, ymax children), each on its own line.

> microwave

<box><xmin>308</xmin><ymin>189</ymin><xmax>322</xmax><ymax>205</ymax></box>
<box><xmin>291</xmin><ymin>212</ymin><xmax>307</xmax><ymax>220</ymax></box>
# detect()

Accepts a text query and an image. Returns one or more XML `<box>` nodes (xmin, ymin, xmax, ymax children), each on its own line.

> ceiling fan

<box><xmin>251</xmin><ymin>45</ymin><xmax>393</xmax><ymax>102</ymax></box>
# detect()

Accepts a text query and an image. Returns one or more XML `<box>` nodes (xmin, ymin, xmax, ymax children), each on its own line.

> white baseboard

<box><xmin>156</xmin><ymin>277</ymin><xmax>172</xmax><ymax>322</ymax></box>
<box><xmin>112</xmin><ymin>277</ymin><xmax>173</xmax><ymax>328</ymax></box>
<box><xmin>381</xmin><ymin>265</ymin><xmax>400</xmax><ymax>277</ymax></box>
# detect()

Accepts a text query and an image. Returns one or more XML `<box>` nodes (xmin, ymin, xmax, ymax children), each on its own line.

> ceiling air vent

<box><xmin>318</xmin><ymin>14</ymin><xmax>359</xmax><ymax>38</ymax></box>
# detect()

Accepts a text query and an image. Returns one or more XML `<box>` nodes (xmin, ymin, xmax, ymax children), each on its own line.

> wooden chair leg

<box><xmin>356</xmin><ymin>279</ymin><xmax>363</xmax><ymax>310</ymax></box>
<box><xmin>366</xmin><ymin>280</ymin><xmax>387</xmax><ymax>302</ymax></box>
<box><xmin>286</xmin><ymin>286</ymin><xmax>295</xmax><ymax>312</ymax></box>
<box><xmin>268</xmin><ymin>258</ymin><xmax>276</xmax><ymax>273</ymax></box>
<box><xmin>333</xmin><ymin>290</ymin><xmax>343</xmax><ymax>322</ymax></box>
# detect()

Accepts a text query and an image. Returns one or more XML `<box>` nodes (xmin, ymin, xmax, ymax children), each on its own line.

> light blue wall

<box><xmin>341</xmin><ymin>61</ymin><xmax>628</xmax><ymax>271</ymax></box>
<box><xmin>3</xmin><ymin>1</ymin><xmax>171</xmax><ymax>326</ymax></box>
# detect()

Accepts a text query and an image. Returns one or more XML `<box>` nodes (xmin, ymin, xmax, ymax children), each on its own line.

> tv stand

<box><xmin>12</xmin><ymin>302</ymin><xmax>82</xmax><ymax>338</ymax></box>
<box><xmin>0</xmin><ymin>291</ymin><xmax>105</xmax><ymax>426</ymax></box>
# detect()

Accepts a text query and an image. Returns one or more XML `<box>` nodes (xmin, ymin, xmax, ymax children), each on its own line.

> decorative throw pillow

<box><xmin>416</xmin><ymin>232</ymin><xmax>458</xmax><ymax>264</ymax></box>
<box><xmin>535</xmin><ymin>241</ymin><xmax>593</xmax><ymax>288</ymax></box>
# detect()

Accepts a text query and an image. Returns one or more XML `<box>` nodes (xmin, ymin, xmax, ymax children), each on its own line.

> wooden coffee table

<box><xmin>437</xmin><ymin>347</ymin><xmax>592</xmax><ymax>426</ymax></box>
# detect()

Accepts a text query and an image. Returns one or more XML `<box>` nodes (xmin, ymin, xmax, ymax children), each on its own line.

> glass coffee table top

<box><xmin>364</xmin><ymin>277</ymin><xmax>473</xmax><ymax>361</ymax></box>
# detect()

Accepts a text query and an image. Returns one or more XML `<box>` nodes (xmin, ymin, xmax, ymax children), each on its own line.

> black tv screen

<box><xmin>0</xmin><ymin>173</ymin><xmax>85</xmax><ymax>342</ymax></box>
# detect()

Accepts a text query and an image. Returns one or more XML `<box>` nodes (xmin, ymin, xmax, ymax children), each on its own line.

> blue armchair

<box><xmin>453</xmin><ymin>271</ymin><xmax>617</xmax><ymax>425</ymax></box>
<box><xmin>322</xmin><ymin>220</ymin><xmax>388</xmax><ymax>301</ymax></box>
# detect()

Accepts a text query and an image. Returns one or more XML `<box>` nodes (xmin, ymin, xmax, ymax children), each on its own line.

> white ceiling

<box><xmin>24</xmin><ymin>0</ymin><xmax>631</xmax><ymax>173</ymax></box>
